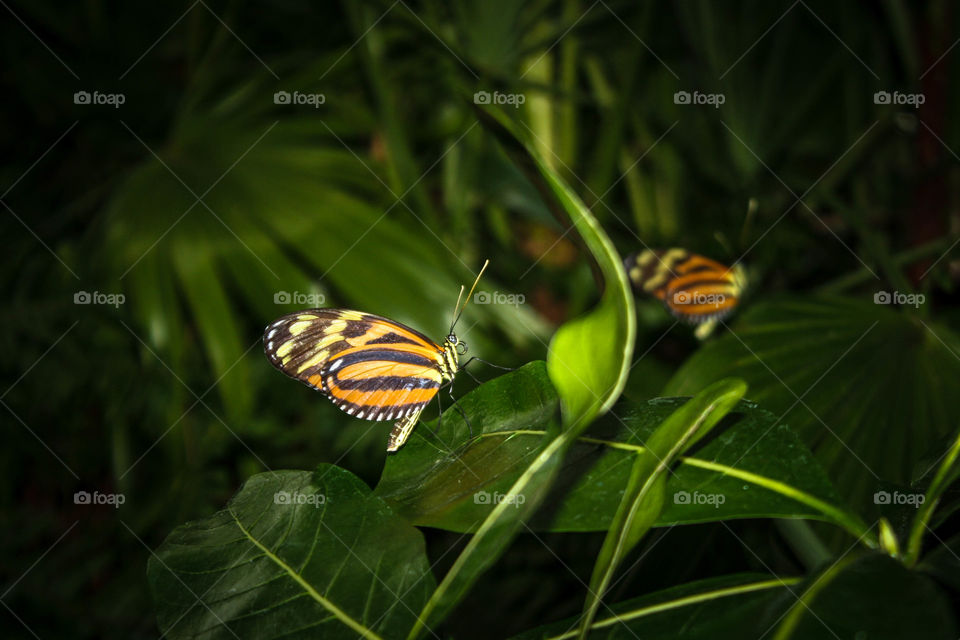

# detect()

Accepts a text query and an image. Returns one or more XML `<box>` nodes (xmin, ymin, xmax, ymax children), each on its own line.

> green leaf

<box><xmin>405</xmin><ymin>106</ymin><xmax>634</xmax><ymax>639</ymax></box>
<box><xmin>379</xmin><ymin>383</ymin><xmax>868</xmax><ymax>542</ymax></box>
<box><xmin>473</xmin><ymin>105</ymin><xmax>636</xmax><ymax>429</ymax></box>
<box><xmin>769</xmin><ymin>553</ymin><xmax>956</xmax><ymax>640</ymax></box>
<box><xmin>148</xmin><ymin>465</ymin><xmax>435</xmax><ymax>640</ymax></box>
<box><xmin>513</xmin><ymin>574</ymin><xmax>800</xmax><ymax>640</ymax></box>
<box><xmin>917</xmin><ymin>532</ymin><xmax>960</xmax><ymax>592</ymax></box>
<box><xmin>578</xmin><ymin>379</ymin><xmax>747</xmax><ymax>638</ymax></box>
<box><xmin>905</xmin><ymin>424</ymin><xmax>960</xmax><ymax>565</ymax></box>
<box><xmin>664</xmin><ymin>296</ymin><xmax>960</xmax><ymax>506</ymax></box>
<box><xmin>375</xmin><ymin>362</ymin><xmax>560</xmax><ymax>524</ymax></box>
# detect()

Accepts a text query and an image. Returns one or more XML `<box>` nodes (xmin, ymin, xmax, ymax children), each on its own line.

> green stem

<box><xmin>905</xmin><ymin>425</ymin><xmax>960</xmax><ymax>566</ymax></box>
<box><xmin>825</xmin><ymin>194</ymin><xmax>911</xmax><ymax>294</ymax></box>
<box><xmin>547</xmin><ymin>577</ymin><xmax>802</xmax><ymax>640</ymax></box>
<box><xmin>771</xmin><ymin>553</ymin><xmax>861</xmax><ymax>640</ymax></box>
<box><xmin>407</xmin><ymin>431</ymin><xmax>572</xmax><ymax>640</ymax></box>
<box><xmin>776</xmin><ymin>520</ymin><xmax>832</xmax><ymax>570</ymax></box>
<box><xmin>479</xmin><ymin>429</ymin><xmax>878</xmax><ymax>547</ymax></box>
<box><xmin>818</xmin><ymin>234</ymin><xmax>959</xmax><ymax>294</ymax></box>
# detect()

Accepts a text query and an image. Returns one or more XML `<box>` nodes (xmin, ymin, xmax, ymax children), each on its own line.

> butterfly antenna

<box><xmin>449</xmin><ymin>285</ymin><xmax>466</xmax><ymax>333</ymax></box>
<box><xmin>450</xmin><ymin>259</ymin><xmax>489</xmax><ymax>331</ymax></box>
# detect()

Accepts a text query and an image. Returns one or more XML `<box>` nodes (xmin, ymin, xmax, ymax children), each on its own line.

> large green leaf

<box><xmin>377</xmin><ymin>368</ymin><xmax>869</xmax><ymax>543</ymax></box>
<box><xmin>148</xmin><ymin>465</ymin><xmax>435</xmax><ymax>640</ymax></box>
<box><xmin>579</xmin><ymin>379</ymin><xmax>747</xmax><ymax>638</ymax></box>
<box><xmin>664</xmin><ymin>296</ymin><xmax>960</xmax><ymax>506</ymax></box>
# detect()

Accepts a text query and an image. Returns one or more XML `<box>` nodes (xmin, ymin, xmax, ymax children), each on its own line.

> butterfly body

<box><xmin>625</xmin><ymin>248</ymin><xmax>746</xmax><ymax>337</ymax></box>
<box><xmin>264</xmin><ymin>309</ymin><xmax>462</xmax><ymax>451</ymax></box>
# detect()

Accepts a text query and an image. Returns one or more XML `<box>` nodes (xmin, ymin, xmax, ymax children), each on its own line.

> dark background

<box><xmin>1</xmin><ymin>1</ymin><xmax>958</xmax><ymax>638</ymax></box>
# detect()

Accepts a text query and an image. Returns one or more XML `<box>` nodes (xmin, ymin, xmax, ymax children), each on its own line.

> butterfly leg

<box><xmin>694</xmin><ymin>318</ymin><xmax>719</xmax><ymax>340</ymax></box>
<box><xmin>460</xmin><ymin>356</ymin><xmax>515</xmax><ymax>372</ymax></box>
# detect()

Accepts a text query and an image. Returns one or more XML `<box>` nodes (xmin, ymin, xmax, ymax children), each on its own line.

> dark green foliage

<box><xmin>4</xmin><ymin>1</ymin><xmax>960</xmax><ymax>639</ymax></box>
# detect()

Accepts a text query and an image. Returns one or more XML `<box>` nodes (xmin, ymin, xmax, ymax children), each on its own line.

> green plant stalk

<box><xmin>523</xmin><ymin>51</ymin><xmax>555</xmax><ymax>170</ymax></box>
<box><xmin>825</xmin><ymin>193</ymin><xmax>912</xmax><ymax>295</ymax></box>
<box><xmin>477</xmin><ymin>429</ymin><xmax>878</xmax><ymax>546</ymax></box>
<box><xmin>346</xmin><ymin>2</ymin><xmax>437</xmax><ymax>224</ymax></box>
<box><xmin>776</xmin><ymin>520</ymin><xmax>833</xmax><ymax>570</ymax></box>
<box><xmin>770</xmin><ymin>553</ymin><xmax>861</xmax><ymax>640</ymax></box>
<box><xmin>577</xmin><ymin>379</ymin><xmax>747</xmax><ymax>639</ymax></box>
<box><xmin>629</xmin><ymin>112</ymin><xmax>680</xmax><ymax>240</ymax></box>
<box><xmin>548</xmin><ymin>577</ymin><xmax>802</xmax><ymax>640</ymax></box>
<box><xmin>578</xmin><ymin>453</ymin><xmax>666</xmax><ymax>640</ymax></box>
<box><xmin>905</xmin><ymin>425</ymin><xmax>960</xmax><ymax>565</ymax></box>
<box><xmin>406</xmin><ymin>431</ymin><xmax>570</xmax><ymax>640</ymax></box>
<box><xmin>557</xmin><ymin>0</ymin><xmax>579</xmax><ymax>169</ymax></box>
<box><xmin>818</xmin><ymin>234</ymin><xmax>960</xmax><ymax>293</ymax></box>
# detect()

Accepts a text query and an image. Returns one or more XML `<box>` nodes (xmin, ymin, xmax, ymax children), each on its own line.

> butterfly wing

<box><xmin>625</xmin><ymin>249</ymin><xmax>744</xmax><ymax>324</ymax></box>
<box><xmin>263</xmin><ymin>309</ymin><xmax>447</xmax><ymax>421</ymax></box>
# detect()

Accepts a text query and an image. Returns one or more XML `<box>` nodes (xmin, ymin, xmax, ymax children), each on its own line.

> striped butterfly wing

<box><xmin>624</xmin><ymin>248</ymin><xmax>744</xmax><ymax>324</ymax></box>
<box><xmin>263</xmin><ymin>309</ymin><xmax>447</xmax><ymax>423</ymax></box>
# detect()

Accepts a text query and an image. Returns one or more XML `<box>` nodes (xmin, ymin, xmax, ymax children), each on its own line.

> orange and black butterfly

<box><xmin>624</xmin><ymin>248</ymin><xmax>746</xmax><ymax>338</ymax></box>
<box><xmin>263</xmin><ymin>262</ymin><xmax>488</xmax><ymax>452</ymax></box>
